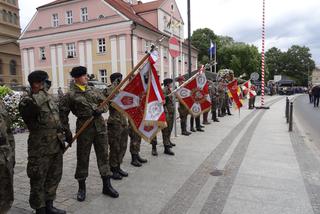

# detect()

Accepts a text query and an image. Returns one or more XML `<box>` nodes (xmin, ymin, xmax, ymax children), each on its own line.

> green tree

<box><xmin>191</xmin><ymin>28</ymin><xmax>219</xmax><ymax>65</ymax></box>
<box><xmin>265</xmin><ymin>47</ymin><xmax>284</xmax><ymax>80</ymax></box>
<box><xmin>217</xmin><ymin>43</ymin><xmax>260</xmax><ymax>77</ymax></box>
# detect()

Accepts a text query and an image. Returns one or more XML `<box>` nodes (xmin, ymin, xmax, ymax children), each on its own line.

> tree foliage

<box><xmin>265</xmin><ymin>45</ymin><xmax>315</xmax><ymax>85</ymax></box>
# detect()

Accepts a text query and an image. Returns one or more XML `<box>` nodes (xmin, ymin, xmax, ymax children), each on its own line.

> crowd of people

<box><xmin>0</xmin><ymin>66</ymin><xmax>257</xmax><ymax>214</ymax></box>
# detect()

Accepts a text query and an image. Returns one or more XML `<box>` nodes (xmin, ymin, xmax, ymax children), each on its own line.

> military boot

<box><xmin>131</xmin><ymin>154</ymin><xmax>142</xmax><ymax>167</ymax></box>
<box><xmin>36</xmin><ymin>207</ymin><xmax>46</xmax><ymax>214</ymax></box>
<box><xmin>164</xmin><ymin>145</ymin><xmax>175</xmax><ymax>155</ymax></box>
<box><xmin>46</xmin><ymin>200</ymin><xmax>66</xmax><ymax>214</ymax></box>
<box><xmin>137</xmin><ymin>154</ymin><xmax>147</xmax><ymax>163</ymax></box>
<box><xmin>102</xmin><ymin>176</ymin><xmax>119</xmax><ymax>198</ymax></box>
<box><xmin>111</xmin><ymin>167</ymin><xmax>122</xmax><ymax>180</ymax></box>
<box><xmin>169</xmin><ymin>140</ymin><xmax>176</xmax><ymax>147</ymax></box>
<box><xmin>77</xmin><ymin>179</ymin><xmax>86</xmax><ymax>202</ymax></box>
<box><xmin>152</xmin><ymin>144</ymin><xmax>158</xmax><ymax>156</ymax></box>
<box><xmin>118</xmin><ymin>166</ymin><xmax>128</xmax><ymax>177</ymax></box>
<box><xmin>181</xmin><ymin>122</ymin><xmax>191</xmax><ymax>136</ymax></box>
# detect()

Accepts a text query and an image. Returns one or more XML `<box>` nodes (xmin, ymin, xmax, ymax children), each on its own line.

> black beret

<box><xmin>163</xmin><ymin>78</ymin><xmax>173</xmax><ymax>86</ymax></box>
<box><xmin>70</xmin><ymin>66</ymin><xmax>87</xmax><ymax>78</ymax></box>
<box><xmin>110</xmin><ymin>73</ymin><xmax>122</xmax><ymax>83</ymax></box>
<box><xmin>28</xmin><ymin>70</ymin><xmax>49</xmax><ymax>84</ymax></box>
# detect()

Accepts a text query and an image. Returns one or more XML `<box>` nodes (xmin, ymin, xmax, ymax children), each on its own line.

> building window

<box><xmin>39</xmin><ymin>47</ymin><xmax>46</xmax><ymax>60</ymax></box>
<box><xmin>163</xmin><ymin>48</ymin><xmax>168</xmax><ymax>59</ymax></box>
<box><xmin>81</xmin><ymin>7</ymin><xmax>88</xmax><ymax>22</ymax></box>
<box><xmin>66</xmin><ymin>10</ymin><xmax>73</xmax><ymax>24</ymax></box>
<box><xmin>8</xmin><ymin>11</ymin><xmax>12</xmax><ymax>23</ymax></box>
<box><xmin>145</xmin><ymin>40</ymin><xmax>151</xmax><ymax>52</ymax></box>
<box><xmin>66</xmin><ymin>43</ymin><xmax>76</xmax><ymax>58</ymax></box>
<box><xmin>52</xmin><ymin>13</ymin><xmax>59</xmax><ymax>27</ymax></box>
<box><xmin>0</xmin><ymin>59</ymin><xmax>2</xmax><ymax>74</ymax></box>
<box><xmin>99</xmin><ymin>69</ymin><xmax>107</xmax><ymax>83</ymax></box>
<box><xmin>10</xmin><ymin>60</ymin><xmax>16</xmax><ymax>75</ymax></box>
<box><xmin>13</xmin><ymin>13</ymin><xmax>18</xmax><ymax>25</ymax></box>
<box><xmin>97</xmin><ymin>38</ymin><xmax>106</xmax><ymax>53</ymax></box>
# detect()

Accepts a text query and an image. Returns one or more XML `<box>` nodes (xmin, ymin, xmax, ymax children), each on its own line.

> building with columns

<box><xmin>18</xmin><ymin>0</ymin><xmax>198</xmax><ymax>92</ymax></box>
<box><xmin>0</xmin><ymin>0</ymin><xmax>22</xmax><ymax>86</ymax></box>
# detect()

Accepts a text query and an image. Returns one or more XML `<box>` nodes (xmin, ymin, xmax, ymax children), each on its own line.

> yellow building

<box><xmin>0</xmin><ymin>0</ymin><xmax>22</xmax><ymax>87</ymax></box>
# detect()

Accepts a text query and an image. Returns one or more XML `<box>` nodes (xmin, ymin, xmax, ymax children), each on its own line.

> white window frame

<box><xmin>81</xmin><ymin>7</ymin><xmax>88</xmax><ymax>22</ymax></box>
<box><xmin>145</xmin><ymin>40</ymin><xmax>152</xmax><ymax>52</ymax></box>
<box><xmin>97</xmin><ymin>38</ymin><xmax>106</xmax><ymax>54</ymax></box>
<box><xmin>99</xmin><ymin>69</ymin><xmax>107</xmax><ymax>83</ymax></box>
<box><xmin>66</xmin><ymin>43</ymin><xmax>76</xmax><ymax>58</ymax></box>
<box><xmin>66</xmin><ymin>10</ymin><xmax>73</xmax><ymax>25</ymax></box>
<box><xmin>52</xmin><ymin>13</ymin><xmax>59</xmax><ymax>27</ymax></box>
<box><xmin>163</xmin><ymin>47</ymin><xmax>168</xmax><ymax>59</ymax></box>
<box><xmin>39</xmin><ymin>47</ymin><xmax>46</xmax><ymax>60</ymax></box>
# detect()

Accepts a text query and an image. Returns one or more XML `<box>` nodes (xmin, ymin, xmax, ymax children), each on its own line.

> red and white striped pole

<box><xmin>261</xmin><ymin>0</ymin><xmax>265</xmax><ymax>107</ymax></box>
<box><xmin>260</xmin><ymin>0</ymin><xmax>266</xmax><ymax>106</ymax></box>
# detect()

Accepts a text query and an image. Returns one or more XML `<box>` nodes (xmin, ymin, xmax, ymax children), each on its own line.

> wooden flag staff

<box><xmin>64</xmin><ymin>36</ymin><xmax>166</xmax><ymax>152</ymax></box>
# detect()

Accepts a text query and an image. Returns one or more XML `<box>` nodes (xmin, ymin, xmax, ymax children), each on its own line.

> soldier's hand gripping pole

<box><xmin>63</xmin><ymin>36</ymin><xmax>166</xmax><ymax>153</ymax></box>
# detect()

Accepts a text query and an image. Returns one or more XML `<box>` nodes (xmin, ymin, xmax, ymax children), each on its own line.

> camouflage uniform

<box><xmin>59</xmin><ymin>84</ymin><xmax>111</xmax><ymax>180</ymax></box>
<box><xmin>161</xmin><ymin>86</ymin><xmax>174</xmax><ymax>146</ymax></box>
<box><xmin>209</xmin><ymin>82</ymin><xmax>219</xmax><ymax>121</ymax></box>
<box><xmin>105</xmin><ymin>85</ymin><xmax>128</xmax><ymax>169</ymax></box>
<box><xmin>19</xmin><ymin>90</ymin><xmax>63</xmax><ymax>210</ymax></box>
<box><xmin>129</xmin><ymin>124</ymin><xmax>141</xmax><ymax>155</ymax></box>
<box><xmin>217</xmin><ymin>81</ymin><xmax>225</xmax><ymax>117</ymax></box>
<box><xmin>0</xmin><ymin>100</ymin><xmax>15</xmax><ymax>213</ymax></box>
<box><xmin>178</xmin><ymin>102</ymin><xmax>190</xmax><ymax>134</ymax></box>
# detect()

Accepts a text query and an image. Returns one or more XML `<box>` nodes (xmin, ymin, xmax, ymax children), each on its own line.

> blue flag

<box><xmin>209</xmin><ymin>41</ymin><xmax>215</xmax><ymax>57</ymax></box>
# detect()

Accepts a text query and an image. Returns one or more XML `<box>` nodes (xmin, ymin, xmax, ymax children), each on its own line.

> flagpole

<box><xmin>214</xmin><ymin>42</ymin><xmax>217</xmax><ymax>73</ymax></box>
<box><xmin>64</xmin><ymin>36</ymin><xmax>165</xmax><ymax>152</ymax></box>
<box><xmin>210</xmin><ymin>41</ymin><xmax>212</xmax><ymax>73</ymax></box>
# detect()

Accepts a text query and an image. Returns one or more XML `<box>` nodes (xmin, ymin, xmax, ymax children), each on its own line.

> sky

<box><xmin>19</xmin><ymin>0</ymin><xmax>320</xmax><ymax>65</ymax></box>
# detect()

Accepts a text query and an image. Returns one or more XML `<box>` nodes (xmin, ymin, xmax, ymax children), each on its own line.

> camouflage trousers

<box><xmin>107</xmin><ymin>123</ymin><xmax>128</xmax><ymax>168</ymax></box>
<box><xmin>161</xmin><ymin>112</ymin><xmax>174</xmax><ymax>146</ymax></box>
<box><xmin>129</xmin><ymin>127</ymin><xmax>141</xmax><ymax>155</ymax></box>
<box><xmin>27</xmin><ymin>151</ymin><xmax>62</xmax><ymax>209</ymax></box>
<box><xmin>0</xmin><ymin>151</ymin><xmax>14</xmax><ymax>213</ymax></box>
<box><xmin>75</xmin><ymin>126</ymin><xmax>111</xmax><ymax>180</ymax></box>
<box><xmin>178</xmin><ymin>108</ymin><xmax>188</xmax><ymax>132</ymax></box>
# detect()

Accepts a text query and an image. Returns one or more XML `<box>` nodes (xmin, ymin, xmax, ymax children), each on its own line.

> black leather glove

<box><xmin>92</xmin><ymin>108</ymin><xmax>104</xmax><ymax>117</ymax></box>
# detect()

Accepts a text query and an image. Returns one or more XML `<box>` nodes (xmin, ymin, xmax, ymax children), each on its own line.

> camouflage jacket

<box><xmin>19</xmin><ymin>90</ymin><xmax>62</xmax><ymax>155</ymax></box>
<box><xmin>59</xmin><ymin>84</ymin><xmax>107</xmax><ymax>134</ymax></box>
<box><xmin>0</xmin><ymin>100</ymin><xmax>15</xmax><ymax>165</ymax></box>
<box><xmin>209</xmin><ymin>82</ymin><xmax>219</xmax><ymax>102</ymax></box>
<box><xmin>19</xmin><ymin>90</ymin><xmax>61</xmax><ymax>132</ymax></box>
<box><xmin>163</xmin><ymin>86</ymin><xmax>175</xmax><ymax>113</ymax></box>
<box><xmin>105</xmin><ymin>84</ymin><xmax>127</xmax><ymax>126</ymax></box>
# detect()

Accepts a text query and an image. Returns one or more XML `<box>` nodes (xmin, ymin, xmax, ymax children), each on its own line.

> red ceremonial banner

<box><xmin>175</xmin><ymin>67</ymin><xmax>211</xmax><ymax>116</ymax></box>
<box><xmin>227</xmin><ymin>79</ymin><xmax>243</xmax><ymax>109</ymax></box>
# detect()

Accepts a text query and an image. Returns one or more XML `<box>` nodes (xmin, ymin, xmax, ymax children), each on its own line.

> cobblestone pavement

<box><xmin>8</xmin><ymin>95</ymin><xmax>317</xmax><ymax>214</ymax></box>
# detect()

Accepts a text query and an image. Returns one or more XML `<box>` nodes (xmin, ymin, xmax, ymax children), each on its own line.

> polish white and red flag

<box><xmin>111</xmin><ymin>51</ymin><xmax>166</xmax><ymax>142</ymax></box>
<box><xmin>175</xmin><ymin>65</ymin><xmax>211</xmax><ymax>116</ymax></box>
<box><xmin>242</xmin><ymin>80</ymin><xmax>257</xmax><ymax>99</ymax></box>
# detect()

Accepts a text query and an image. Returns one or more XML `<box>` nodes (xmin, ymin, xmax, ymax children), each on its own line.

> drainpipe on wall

<box><xmin>131</xmin><ymin>22</ymin><xmax>137</xmax><ymax>70</ymax></box>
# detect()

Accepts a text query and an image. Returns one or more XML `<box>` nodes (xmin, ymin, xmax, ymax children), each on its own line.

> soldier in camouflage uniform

<box><xmin>59</xmin><ymin>66</ymin><xmax>119</xmax><ymax>202</ymax></box>
<box><xmin>217</xmin><ymin>79</ymin><xmax>226</xmax><ymax>117</ymax></box>
<box><xmin>19</xmin><ymin>70</ymin><xmax>66</xmax><ymax>214</ymax></box>
<box><xmin>159</xmin><ymin>78</ymin><xmax>175</xmax><ymax>155</ymax></box>
<box><xmin>0</xmin><ymin>100</ymin><xmax>15</xmax><ymax>214</ymax></box>
<box><xmin>105</xmin><ymin>73</ymin><xmax>129</xmax><ymax>179</ymax></box>
<box><xmin>208</xmin><ymin>81</ymin><xmax>220</xmax><ymax>122</ymax></box>
<box><xmin>129</xmin><ymin>124</ymin><xmax>147</xmax><ymax>167</ymax></box>
<box><xmin>177</xmin><ymin>76</ymin><xmax>191</xmax><ymax>136</ymax></box>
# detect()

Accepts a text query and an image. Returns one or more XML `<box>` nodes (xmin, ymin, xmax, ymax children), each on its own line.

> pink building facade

<box><xmin>18</xmin><ymin>0</ymin><xmax>198</xmax><ymax>92</ymax></box>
